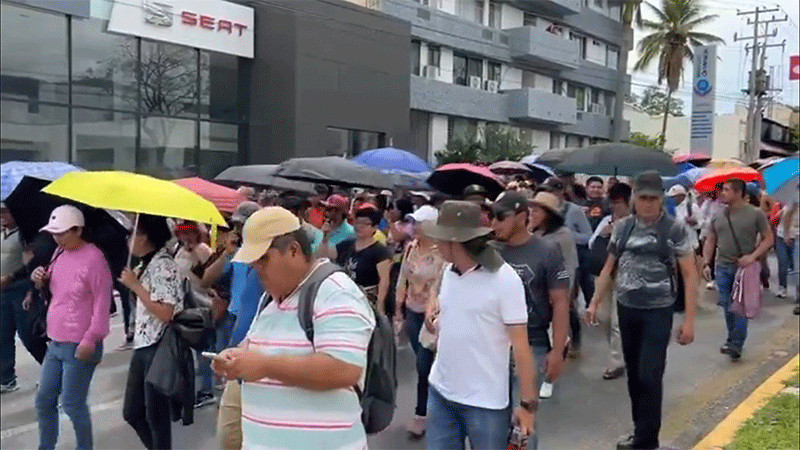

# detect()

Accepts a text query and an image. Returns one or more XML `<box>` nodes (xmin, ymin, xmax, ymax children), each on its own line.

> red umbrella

<box><xmin>173</xmin><ymin>177</ymin><xmax>247</xmax><ymax>213</ymax></box>
<box><xmin>427</xmin><ymin>163</ymin><xmax>505</xmax><ymax>199</ymax></box>
<box><xmin>694</xmin><ymin>167</ymin><xmax>764</xmax><ymax>194</ymax></box>
<box><xmin>672</xmin><ymin>153</ymin><xmax>712</xmax><ymax>165</ymax></box>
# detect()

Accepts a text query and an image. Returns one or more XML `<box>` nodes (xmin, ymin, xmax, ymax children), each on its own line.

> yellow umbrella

<box><xmin>706</xmin><ymin>158</ymin><xmax>745</xmax><ymax>170</ymax></box>
<box><xmin>43</xmin><ymin>171</ymin><xmax>226</xmax><ymax>226</ymax></box>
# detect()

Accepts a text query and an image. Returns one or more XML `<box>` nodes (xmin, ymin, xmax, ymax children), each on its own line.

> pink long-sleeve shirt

<box><xmin>46</xmin><ymin>243</ymin><xmax>113</xmax><ymax>348</ymax></box>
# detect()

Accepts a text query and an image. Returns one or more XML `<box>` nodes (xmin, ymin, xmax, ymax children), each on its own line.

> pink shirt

<box><xmin>47</xmin><ymin>243</ymin><xmax>113</xmax><ymax>348</ymax></box>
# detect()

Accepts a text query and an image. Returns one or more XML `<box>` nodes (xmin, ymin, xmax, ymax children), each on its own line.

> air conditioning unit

<box><xmin>422</xmin><ymin>0</ymin><xmax>442</xmax><ymax>8</ymax></box>
<box><xmin>423</xmin><ymin>65</ymin><xmax>439</xmax><ymax>78</ymax></box>
<box><xmin>469</xmin><ymin>76</ymin><xmax>482</xmax><ymax>89</ymax></box>
<box><xmin>485</xmin><ymin>80</ymin><xmax>499</xmax><ymax>93</ymax></box>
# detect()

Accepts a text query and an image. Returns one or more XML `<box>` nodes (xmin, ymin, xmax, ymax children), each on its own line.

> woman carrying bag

<box><xmin>32</xmin><ymin>205</ymin><xmax>113</xmax><ymax>450</ymax></box>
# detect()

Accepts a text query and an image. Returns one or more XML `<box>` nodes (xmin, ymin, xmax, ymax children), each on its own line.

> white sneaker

<box><xmin>776</xmin><ymin>287</ymin><xmax>787</xmax><ymax>298</ymax></box>
<box><xmin>539</xmin><ymin>381</ymin><xmax>553</xmax><ymax>399</ymax></box>
<box><xmin>705</xmin><ymin>282</ymin><xmax>715</xmax><ymax>290</ymax></box>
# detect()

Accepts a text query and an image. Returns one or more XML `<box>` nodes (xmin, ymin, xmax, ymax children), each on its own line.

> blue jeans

<box><xmin>1</xmin><ymin>281</ymin><xmax>47</xmax><ymax>384</ymax></box>
<box><xmin>406</xmin><ymin>310</ymin><xmax>434</xmax><ymax>417</ymax></box>
<box><xmin>196</xmin><ymin>331</ymin><xmax>216</xmax><ymax>397</ymax></box>
<box><xmin>216</xmin><ymin>310</ymin><xmax>236</xmax><ymax>352</ymax></box>
<box><xmin>776</xmin><ymin>237</ymin><xmax>796</xmax><ymax>289</ymax></box>
<box><xmin>36</xmin><ymin>340</ymin><xmax>102</xmax><ymax>450</ymax></box>
<box><xmin>509</xmin><ymin>344</ymin><xmax>547</xmax><ymax>450</ymax></box>
<box><xmin>426</xmin><ymin>386</ymin><xmax>511</xmax><ymax>450</ymax></box>
<box><xmin>716</xmin><ymin>266</ymin><xmax>748</xmax><ymax>351</ymax></box>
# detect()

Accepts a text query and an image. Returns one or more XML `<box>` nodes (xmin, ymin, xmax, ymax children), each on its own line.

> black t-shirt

<box><xmin>496</xmin><ymin>236</ymin><xmax>571</xmax><ymax>348</ymax></box>
<box><xmin>335</xmin><ymin>240</ymin><xmax>392</xmax><ymax>288</ymax></box>
<box><xmin>584</xmin><ymin>197</ymin><xmax>611</xmax><ymax>231</ymax></box>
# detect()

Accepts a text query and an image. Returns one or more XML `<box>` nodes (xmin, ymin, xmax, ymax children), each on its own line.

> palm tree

<box><xmin>633</xmin><ymin>0</ymin><xmax>724</xmax><ymax>143</ymax></box>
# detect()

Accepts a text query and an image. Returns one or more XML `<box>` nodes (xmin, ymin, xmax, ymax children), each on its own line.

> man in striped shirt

<box><xmin>212</xmin><ymin>207</ymin><xmax>376</xmax><ymax>449</ymax></box>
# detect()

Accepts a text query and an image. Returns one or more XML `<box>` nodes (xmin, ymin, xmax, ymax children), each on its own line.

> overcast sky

<box><xmin>629</xmin><ymin>0</ymin><xmax>800</xmax><ymax>115</ymax></box>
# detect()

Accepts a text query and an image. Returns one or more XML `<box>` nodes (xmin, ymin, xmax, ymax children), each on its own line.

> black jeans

<box><xmin>576</xmin><ymin>244</ymin><xmax>596</xmax><ymax>307</ymax></box>
<box><xmin>115</xmin><ymin>281</ymin><xmax>133</xmax><ymax>339</ymax></box>
<box><xmin>1</xmin><ymin>281</ymin><xmax>46</xmax><ymax>384</ymax></box>
<box><xmin>617</xmin><ymin>304</ymin><xmax>673</xmax><ymax>450</ymax></box>
<box><xmin>123</xmin><ymin>344</ymin><xmax>172</xmax><ymax>450</ymax></box>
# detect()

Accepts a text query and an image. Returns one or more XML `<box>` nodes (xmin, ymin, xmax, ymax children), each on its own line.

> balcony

<box><xmin>501</xmin><ymin>0</ymin><xmax>581</xmax><ymax>17</ymax></box>
<box><xmin>507</xmin><ymin>88</ymin><xmax>576</xmax><ymax>125</ymax></box>
<box><xmin>507</xmin><ymin>26</ymin><xmax>580</xmax><ymax>71</ymax></box>
<box><xmin>410</xmin><ymin>76</ymin><xmax>509</xmax><ymax>123</ymax></box>
<box><xmin>560</xmin><ymin>112</ymin><xmax>614</xmax><ymax>140</ymax></box>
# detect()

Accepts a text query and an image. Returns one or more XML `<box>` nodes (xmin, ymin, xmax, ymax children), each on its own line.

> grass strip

<box><xmin>725</xmin><ymin>393</ymin><xmax>799</xmax><ymax>450</ymax></box>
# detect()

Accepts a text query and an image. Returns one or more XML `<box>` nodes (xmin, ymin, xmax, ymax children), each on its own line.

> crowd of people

<box><xmin>0</xmin><ymin>166</ymin><xmax>798</xmax><ymax>450</ymax></box>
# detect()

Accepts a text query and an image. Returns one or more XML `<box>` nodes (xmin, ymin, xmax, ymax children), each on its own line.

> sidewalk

<box><xmin>694</xmin><ymin>354</ymin><xmax>800</xmax><ymax>450</ymax></box>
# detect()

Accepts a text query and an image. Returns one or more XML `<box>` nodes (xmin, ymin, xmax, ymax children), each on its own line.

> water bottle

<box><xmin>507</xmin><ymin>425</ymin><xmax>528</xmax><ymax>450</ymax></box>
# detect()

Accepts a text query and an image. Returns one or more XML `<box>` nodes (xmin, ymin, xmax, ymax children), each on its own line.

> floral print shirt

<box><xmin>397</xmin><ymin>240</ymin><xmax>445</xmax><ymax>313</ymax></box>
<box><xmin>133</xmin><ymin>247</ymin><xmax>184</xmax><ymax>349</ymax></box>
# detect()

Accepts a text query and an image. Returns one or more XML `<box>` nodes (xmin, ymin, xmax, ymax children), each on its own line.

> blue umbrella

<box><xmin>352</xmin><ymin>148</ymin><xmax>432</xmax><ymax>173</ymax></box>
<box><xmin>762</xmin><ymin>156</ymin><xmax>799</xmax><ymax>205</ymax></box>
<box><xmin>1</xmin><ymin>161</ymin><xmax>83</xmax><ymax>201</ymax></box>
<box><xmin>663</xmin><ymin>166</ymin><xmax>707</xmax><ymax>189</ymax></box>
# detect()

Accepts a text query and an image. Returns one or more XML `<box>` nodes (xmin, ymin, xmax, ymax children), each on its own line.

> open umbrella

<box><xmin>706</xmin><ymin>158</ymin><xmax>745</xmax><ymax>170</ymax></box>
<box><xmin>214</xmin><ymin>165</ymin><xmax>317</xmax><ymax>194</ymax></box>
<box><xmin>555</xmin><ymin>143</ymin><xmax>680</xmax><ymax>177</ymax></box>
<box><xmin>352</xmin><ymin>148</ymin><xmax>432</xmax><ymax>173</ymax></box>
<box><xmin>427</xmin><ymin>163</ymin><xmax>505</xmax><ymax>199</ymax></box>
<box><xmin>694</xmin><ymin>167</ymin><xmax>764</xmax><ymax>194</ymax></box>
<box><xmin>522</xmin><ymin>163</ymin><xmax>556</xmax><ymax>183</ymax></box>
<box><xmin>488</xmin><ymin>161</ymin><xmax>532</xmax><ymax>176</ymax></box>
<box><xmin>762</xmin><ymin>156</ymin><xmax>799</xmax><ymax>205</ymax></box>
<box><xmin>5</xmin><ymin>176</ymin><xmax>130</xmax><ymax>277</ymax></box>
<box><xmin>275</xmin><ymin>156</ymin><xmax>392</xmax><ymax>189</ymax></box>
<box><xmin>389</xmin><ymin>171</ymin><xmax>432</xmax><ymax>190</ymax></box>
<box><xmin>173</xmin><ymin>177</ymin><xmax>246</xmax><ymax>213</ymax></box>
<box><xmin>663</xmin><ymin>167</ymin><xmax>707</xmax><ymax>189</ymax></box>
<box><xmin>1</xmin><ymin>161</ymin><xmax>83</xmax><ymax>202</ymax></box>
<box><xmin>672</xmin><ymin>153</ymin><xmax>712</xmax><ymax>166</ymax></box>
<box><xmin>531</xmin><ymin>148</ymin><xmax>576</xmax><ymax>169</ymax></box>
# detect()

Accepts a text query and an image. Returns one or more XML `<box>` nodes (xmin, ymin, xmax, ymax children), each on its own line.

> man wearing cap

<box><xmin>317</xmin><ymin>194</ymin><xmax>356</xmax><ymax>259</ymax></box>
<box><xmin>667</xmin><ymin>185</ymin><xmax>701</xmax><ymax>242</ymax></box>
<box><xmin>587</xmin><ymin>171</ymin><xmax>698</xmax><ymax>450</ymax></box>
<box><xmin>491</xmin><ymin>191</ymin><xmax>571</xmax><ymax>448</ymax></box>
<box><xmin>212</xmin><ymin>207</ymin><xmax>375</xmax><ymax>449</ymax></box>
<box><xmin>422</xmin><ymin>201</ymin><xmax>536</xmax><ymax>449</ymax></box>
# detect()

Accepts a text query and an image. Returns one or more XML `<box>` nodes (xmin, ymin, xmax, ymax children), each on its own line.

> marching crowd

<box><xmin>1</xmin><ymin>168</ymin><xmax>798</xmax><ymax>450</ymax></box>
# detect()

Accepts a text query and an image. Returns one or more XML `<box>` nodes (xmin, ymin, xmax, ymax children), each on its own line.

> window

<box><xmin>140</xmin><ymin>40</ymin><xmax>199</xmax><ymax>118</ymax></box>
<box><xmin>593</xmin><ymin>0</ymin><xmax>604</xmax><ymax>8</ymax></box>
<box><xmin>567</xmin><ymin>84</ymin><xmax>586</xmax><ymax>111</ymax></box>
<box><xmin>1</xmin><ymin>100</ymin><xmax>69</xmax><ymax>163</ymax></box>
<box><xmin>327</xmin><ymin>127</ymin><xmax>385</xmax><ymax>157</ymax></box>
<box><xmin>73</xmin><ymin>109</ymin><xmax>136</xmax><ymax>171</ymax></box>
<box><xmin>139</xmin><ymin>116</ymin><xmax>198</xmax><ymax>176</ymax></box>
<box><xmin>467</xmin><ymin>57</ymin><xmax>482</xmax><ymax>79</ymax></box>
<box><xmin>566</xmin><ymin>134</ymin><xmax>582</xmax><ymax>148</ymax></box>
<box><xmin>473</xmin><ymin>0</ymin><xmax>484</xmax><ymax>24</ymax></box>
<box><xmin>411</xmin><ymin>40</ymin><xmax>421</xmax><ymax>76</ymax></box>
<box><xmin>1</xmin><ymin>3</ymin><xmax>69</xmax><ymax>105</ymax></box>
<box><xmin>606</xmin><ymin>46</ymin><xmax>619</xmax><ymax>70</ymax></box>
<box><xmin>453</xmin><ymin>54</ymin><xmax>467</xmax><ymax>85</ymax></box>
<box><xmin>570</xmin><ymin>32</ymin><xmax>587</xmax><ymax>60</ymax></box>
<box><xmin>488</xmin><ymin>62</ymin><xmax>502</xmax><ymax>83</ymax></box>
<box><xmin>523</xmin><ymin>71</ymin><xmax>536</xmax><ymax>89</ymax></box>
<box><xmin>552</xmin><ymin>80</ymin><xmax>565</xmax><ymax>95</ymax></box>
<box><xmin>488</xmin><ymin>1</ymin><xmax>501</xmax><ymax>29</ymax></box>
<box><xmin>72</xmin><ymin>17</ymin><xmax>137</xmax><ymax>111</ymax></box>
<box><xmin>604</xmin><ymin>92</ymin><xmax>616</xmax><ymax>117</ymax></box>
<box><xmin>199</xmin><ymin>122</ymin><xmax>239</xmax><ymax>179</ymax></box>
<box><xmin>523</xmin><ymin>13</ymin><xmax>537</xmax><ymax>27</ymax></box>
<box><xmin>200</xmin><ymin>52</ymin><xmax>240</xmax><ymax>122</ymax></box>
<box><xmin>448</xmin><ymin>117</ymin><xmax>477</xmax><ymax>144</ymax></box>
<box><xmin>428</xmin><ymin>45</ymin><xmax>441</xmax><ymax>68</ymax></box>
<box><xmin>549</xmin><ymin>131</ymin><xmax>563</xmax><ymax>149</ymax></box>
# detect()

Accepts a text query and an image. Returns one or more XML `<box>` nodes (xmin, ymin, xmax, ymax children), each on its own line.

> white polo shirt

<box><xmin>429</xmin><ymin>262</ymin><xmax>528</xmax><ymax>410</ymax></box>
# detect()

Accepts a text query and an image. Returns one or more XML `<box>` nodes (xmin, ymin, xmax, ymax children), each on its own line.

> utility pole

<box><xmin>734</xmin><ymin>7</ymin><xmax>787</xmax><ymax>162</ymax></box>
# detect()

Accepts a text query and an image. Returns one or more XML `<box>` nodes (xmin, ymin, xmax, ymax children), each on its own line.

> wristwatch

<box><xmin>520</xmin><ymin>398</ymin><xmax>539</xmax><ymax>412</ymax></box>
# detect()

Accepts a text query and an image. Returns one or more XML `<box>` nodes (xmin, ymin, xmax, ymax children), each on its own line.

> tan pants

<box><xmin>217</xmin><ymin>381</ymin><xmax>242</xmax><ymax>450</ymax></box>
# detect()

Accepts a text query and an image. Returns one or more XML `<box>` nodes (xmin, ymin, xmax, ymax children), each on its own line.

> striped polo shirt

<box><xmin>241</xmin><ymin>262</ymin><xmax>376</xmax><ymax>450</ymax></box>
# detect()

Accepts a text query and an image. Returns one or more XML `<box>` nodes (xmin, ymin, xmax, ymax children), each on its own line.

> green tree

<box><xmin>628</xmin><ymin>131</ymin><xmax>666</xmax><ymax>149</ymax></box>
<box><xmin>633</xmin><ymin>0</ymin><xmax>723</xmax><ymax>143</ymax></box>
<box><xmin>434</xmin><ymin>124</ymin><xmax>533</xmax><ymax>166</ymax></box>
<box><xmin>639</xmin><ymin>86</ymin><xmax>685</xmax><ymax>116</ymax></box>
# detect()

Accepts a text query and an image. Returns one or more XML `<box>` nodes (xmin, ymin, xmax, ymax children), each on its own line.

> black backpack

<box><xmin>615</xmin><ymin>215</ymin><xmax>686</xmax><ymax>312</ymax></box>
<box><xmin>265</xmin><ymin>262</ymin><xmax>397</xmax><ymax>434</ymax></box>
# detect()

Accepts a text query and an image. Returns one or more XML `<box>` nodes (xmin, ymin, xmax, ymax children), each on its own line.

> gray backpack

<box><xmin>265</xmin><ymin>262</ymin><xmax>397</xmax><ymax>434</ymax></box>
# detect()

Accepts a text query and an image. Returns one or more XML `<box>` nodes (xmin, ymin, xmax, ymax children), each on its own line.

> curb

<box><xmin>693</xmin><ymin>354</ymin><xmax>799</xmax><ymax>450</ymax></box>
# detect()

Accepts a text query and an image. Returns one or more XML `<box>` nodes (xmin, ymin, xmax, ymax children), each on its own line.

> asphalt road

<box><xmin>2</xmin><ymin>258</ymin><xmax>797</xmax><ymax>450</ymax></box>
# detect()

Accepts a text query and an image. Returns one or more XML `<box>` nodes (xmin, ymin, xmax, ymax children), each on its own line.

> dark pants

<box><xmin>569</xmin><ymin>305</ymin><xmax>582</xmax><ymax>349</ymax></box>
<box><xmin>618</xmin><ymin>304</ymin><xmax>673</xmax><ymax>450</ymax></box>
<box><xmin>115</xmin><ymin>281</ymin><xmax>133</xmax><ymax>339</ymax></box>
<box><xmin>123</xmin><ymin>344</ymin><xmax>172</xmax><ymax>450</ymax></box>
<box><xmin>1</xmin><ymin>281</ymin><xmax>46</xmax><ymax>384</ymax></box>
<box><xmin>576</xmin><ymin>245</ymin><xmax>595</xmax><ymax>306</ymax></box>
<box><xmin>406</xmin><ymin>310</ymin><xmax>434</xmax><ymax>417</ymax></box>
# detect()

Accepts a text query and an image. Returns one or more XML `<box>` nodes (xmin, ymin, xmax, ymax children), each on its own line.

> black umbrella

<box><xmin>554</xmin><ymin>143</ymin><xmax>680</xmax><ymax>177</ymax></box>
<box><xmin>427</xmin><ymin>163</ymin><xmax>505</xmax><ymax>200</ymax></box>
<box><xmin>275</xmin><ymin>156</ymin><xmax>392</xmax><ymax>189</ymax></box>
<box><xmin>531</xmin><ymin>147</ymin><xmax>577</xmax><ymax>168</ymax></box>
<box><xmin>5</xmin><ymin>176</ymin><xmax>130</xmax><ymax>277</ymax></box>
<box><xmin>214</xmin><ymin>164</ymin><xmax>317</xmax><ymax>194</ymax></box>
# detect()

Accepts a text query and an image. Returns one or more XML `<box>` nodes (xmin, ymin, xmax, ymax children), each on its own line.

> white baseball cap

<box><xmin>40</xmin><ymin>205</ymin><xmax>85</xmax><ymax>234</ymax></box>
<box><xmin>408</xmin><ymin>205</ymin><xmax>439</xmax><ymax>223</ymax></box>
<box><xmin>666</xmin><ymin>185</ymin><xmax>687</xmax><ymax>197</ymax></box>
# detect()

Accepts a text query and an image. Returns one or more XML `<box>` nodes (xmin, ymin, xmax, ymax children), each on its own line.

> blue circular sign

<box><xmin>695</xmin><ymin>78</ymin><xmax>712</xmax><ymax>96</ymax></box>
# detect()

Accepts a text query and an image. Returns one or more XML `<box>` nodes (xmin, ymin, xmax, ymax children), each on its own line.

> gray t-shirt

<box><xmin>711</xmin><ymin>204</ymin><xmax>770</xmax><ymax>267</ymax></box>
<box><xmin>609</xmin><ymin>215</ymin><xmax>692</xmax><ymax>309</ymax></box>
<box><xmin>496</xmin><ymin>236</ymin><xmax>571</xmax><ymax>347</ymax></box>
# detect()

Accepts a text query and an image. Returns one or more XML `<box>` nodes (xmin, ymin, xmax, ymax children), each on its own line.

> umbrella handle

<box><xmin>126</xmin><ymin>213</ymin><xmax>139</xmax><ymax>269</ymax></box>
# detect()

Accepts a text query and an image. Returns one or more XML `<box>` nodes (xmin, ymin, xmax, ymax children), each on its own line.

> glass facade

<box><xmin>0</xmin><ymin>2</ymin><xmax>245</xmax><ymax>177</ymax></box>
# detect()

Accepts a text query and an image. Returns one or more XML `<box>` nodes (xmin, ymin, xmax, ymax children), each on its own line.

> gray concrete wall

<box><xmin>411</xmin><ymin>76</ymin><xmax>509</xmax><ymax>122</ymax></box>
